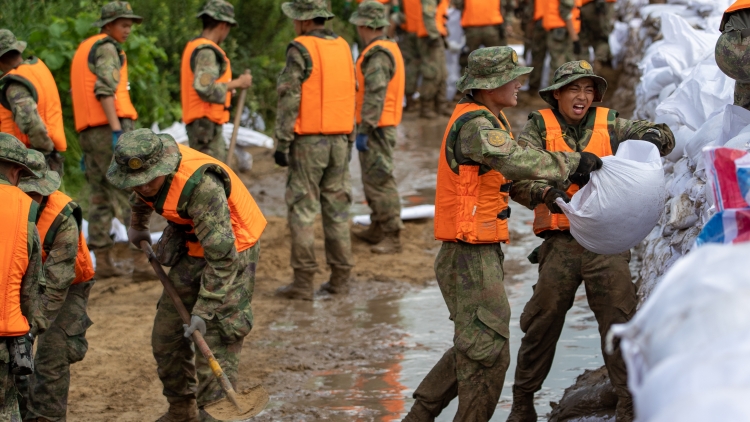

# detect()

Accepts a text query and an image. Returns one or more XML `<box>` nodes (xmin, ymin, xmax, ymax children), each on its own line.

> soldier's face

<box><xmin>133</xmin><ymin>175</ymin><xmax>166</xmax><ymax>198</ymax></box>
<box><xmin>105</xmin><ymin>18</ymin><xmax>134</xmax><ymax>43</ymax></box>
<box><xmin>491</xmin><ymin>78</ymin><xmax>522</xmax><ymax>108</ymax></box>
<box><xmin>554</xmin><ymin>78</ymin><xmax>595</xmax><ymax>125</ymax></box>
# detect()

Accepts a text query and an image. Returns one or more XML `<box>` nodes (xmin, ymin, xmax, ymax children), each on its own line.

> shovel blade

<box><xmin>203</xmin><ymin>385</ymin><xmax>269</xmax><ymax>421</ymax></box>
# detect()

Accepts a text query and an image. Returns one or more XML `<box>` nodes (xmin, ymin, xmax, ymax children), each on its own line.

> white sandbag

<box><xmin>352</xmin><ymin>205</ymin><xmax>435</xmax><ymax>226</ymax></box>
<box><xmin>682</xmin><ymin>108</ymin><xmax>724</xmax><ymax>165</ymax></box>
<box><xmin>557</xmin><ymin>141</ymin><xmax>666</xmax><ymax>255</ymax></box>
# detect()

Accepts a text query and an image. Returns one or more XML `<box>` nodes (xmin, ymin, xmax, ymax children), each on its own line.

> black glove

<box><xmin>575</xmin><ymin>151</ymin><xmax>603</xmax><ymax>174</ymax></box>
<box><xmin>544</xmin><ymin>188</ymin><xmax>570</xmax><ymax>214</ymax></box>
<box><xmin>569</xmin><ymin>173</ymin><xmax>591</xmax><ymax>187</ymax></box>
<box><xmin>274</xmin><ymin>151</ymin><xmax>289</xmax><ymax>167</ymax></box>
<box><xmin>573</xmin><ymin>40</ymin><xmax>582</xmax><ymax>55</ymax></box>
<box><xmin>128</xmin><ymin>227</ymin><xmax>151</xmax><ymax>248</ymax></box>
<box><xmin>642</xmin><ymin>129</ymin><xmax>662</xmax><ymax>150</ymax></box>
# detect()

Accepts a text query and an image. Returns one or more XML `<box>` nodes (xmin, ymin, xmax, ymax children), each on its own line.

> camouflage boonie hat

<box><xmin>349</xmin><ymin>1</ymin><xmax>390</xmax><ymax>29</ymax></box>
<box><xmin>0</xmin><ymin>30</ymin><xmax>27</xmax><ymax>59</ymax></box>
<box><xmin>539</xmin><ymin>60</ymin><xmax>608</xmax><ymax>108</ymax></box>
<box><xmin>716</xmin><ymin>31</ymin><xmax>750</xmax><ymax>83</ymax></box>
<box><xmin>282</xmin><ymin>0</ymin><xmax>335</xmax><ymax>21</ymax></box>
<box><xmin>0</xmin><ymin>133</ymin><xmax>39</xmax><ymax>178</ymax></box>
<box><xmin>106</xmin><ymin>129</ymin><xmax>180</xmax><ymax>190</ymax></box>
<box><xmin>456</xmin><ymin>47</ymin><xmax>533</xmax><ymax>93</ymax></box>
<box><xmin>18</xmin><ymin>150</ymin><xmax>61</xmax><ymax>196</ymax></box>
<box><xmin>94</xmin><ymin>1</ymin><xmax>143</xmax><ymax>28</ymax></box>
<box><xmin>197</xmin><ymin>0</ymin><xmax>238</xmax><ymax>26</ymax></box>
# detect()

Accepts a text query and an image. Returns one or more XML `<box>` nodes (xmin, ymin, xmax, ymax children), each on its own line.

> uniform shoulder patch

<box><xmin>199</xmin><ymin>73</ymin><xmax>213</xmax><ymax>87</ymax></box>
<box><xmin>487</xmin><ymin>131</ymin><xmax>507</xmax><ymax>147</ymax></box>
<box><xmin>112</xmin><ymin>69</ymin><xmax>121</xmax><ymax>82</ymax></box>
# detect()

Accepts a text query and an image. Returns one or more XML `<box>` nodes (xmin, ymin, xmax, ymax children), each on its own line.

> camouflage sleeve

<box><xmin>187</xmin><ymin>171</ymin><xmax>240</xmax><ymax>320</ymax></box>
<box><xmin>22</xmin><ymin>225</ymin><xmax>48</xmax><ymax>336</ymax></box>
<box><xmin>129</xmin><ymin>192</ymin><xmax>154</xmax><ymax>232</ymax></box>
<box><xmin>421</xmin><ymin>0</ymin><xmax>441</xmax><ymax>39</ymax></box>
<box><xmin>4</xmin><ymin>82</ymin><xmax>54</xmax><ymax>153</ymax></box>
<box><xmin>459</xmin><ymin>115</ymin><xmax>581</xmax><ymax>183</ymax></box>
<box><xmin>92</xmin><ymin>41</ymin><xmax>121</xmax><ymax>98</ymax></box>
<box><xmin>192</xmin><ymin>46</ymin><xmax>229</xmax><ymax>104</ymax></box>
<box><xmin>274</xmin><ymin>45</ymin><xmax>307</xmax><ymax>153</ymax></box>
<box><xmin>612</xmin><ymin>117</ymin><xmax>676</xmax><ymax>157</ymax></box>
<box><xmin>359</xmin><ymin>49</ymin><xmax>395</xmax><ymax>135</ymax></box>
<box><xmin>559</xmin><ymin>0</ymin><xmax>574</xmax><ymax>21</ymax></box>
<box><xmin>39</xmin><ymin>212</ymin><xmax>78</xmax><ymax>323</ymax></box>
<box><xmin>509</xmin><ymin>118</ymin><xmax>556</xmax><ymax>209</ymax></box>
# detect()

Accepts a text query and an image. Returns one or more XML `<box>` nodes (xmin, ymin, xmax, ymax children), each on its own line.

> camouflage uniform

<box><xmin>454</xmin><ymin>0</ymin><xmax>508</xmax><ymax>69</ymax></box>
<box><xmin>716</xmin><ymin>8</ymin><xmax>750</xmax><ymax>110</ymax></box>
<box><xmin>519</xmin><ymin>0</ymin><xmax>548</xmax><ymax>91</ymax></box>
<box><xmin>546</xmin><ymin>0</ymin><xmax>579</xmax><ymax>83</ymax></box>
<box><xmin>106</xmin><ymin>130</ymin><xmax>260</xmax><ymax>414</ymax></box>
<box><xmin>507</xmin><ymin>62</ymin><xmax>675</xmax><ymax>422</ymax></box>
<box><xmin>0</xmin><ymin>134</ymin><xmax>48</xmax><ymax>422</ymax></box>
<box><xmin>405</xmin><ymin>48</ymin><xmax>585</xmax><ymax>422</ymax></box>
<box><xmin>417</xmin><ymin>0</ymin><xmax>449</xmax><ymax>115</ymax></box>
<box><xmin>579</xmin><ymin>0</ymin><xmax>615</xmax><ymax>66</ymax></box>
<box><xmin>398</xmin><ymin>30</ymin><xmax>421</xmax><ymax>99</ymax></box>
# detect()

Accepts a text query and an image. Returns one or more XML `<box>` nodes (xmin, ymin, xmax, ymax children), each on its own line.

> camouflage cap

<box><xmin>349</xmin><ymin>1</ymin><xmax>390</xmax><ymax>29</ymax></box>
<box><xmin>539</xmin><ymin>60</ymin><xmax>608</xmax><ymax>108</ymax></box>
<box><xmin>106</xmin><ymin>129</ymin><xmax>181</xmax><ymax>190</ymax></box>
<box><xmin>197</xmin><ymin>0</ymin><xmax>238</xmax><ymax>26</ymax></box>
<box><xmin>0</xmin><ymin>30</ymin><xmax>27</xmax><ymax>59</ymax></box>
<box><xmin>716</xmin><ymin>32</ymin><xmax>750</xmax><ymax>83</ymax></box>
<box><xmin>0</xmin><ymin>133</ymin><xmax>39</xmax><ymax>178</ymax></box>
<box><xmin>94</xmin><ymin>1</ymin><xmax>143</xmax><ymax>28</ymax></box>
<box><xmin>456</xmin><ymin>47</ymin><xmax>532</xmax><ymax>93</ymax></box>
<box><xmin>282</xmin><ymin>0</ymin><xmax>335</xmax><ymax>21</ymax></box>
<box><xmin>18</xmin><ymin>150</ymin><xmax>61</xmax><ymax>196</ymax></box>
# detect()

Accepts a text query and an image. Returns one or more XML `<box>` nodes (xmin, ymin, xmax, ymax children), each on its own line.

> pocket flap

<box><xmin>62</xmin><ymin>314</ymin><xmax>93</xmax><ymax>337</ymax></box>
<box><xmin>476</xmin><ymin>306</ymin><xmax>509</xmax><ymax>339</ymax></box>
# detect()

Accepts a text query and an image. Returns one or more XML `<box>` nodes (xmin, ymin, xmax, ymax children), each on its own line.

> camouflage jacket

<box><xmin>559</xmin><ymin>0</ymin><xmax>574</xmax><ymax>21</ymax></box>
<box><xmin>130</xmin><ymin>171</ymin><xmax>243</xmax><ymax>320</ymax></box>
<box><xmin>91</xmin><ymin>36</ymin><xmax>124</xmax><ymax>99</ymax></box>
<box><xmin>421</xmin><ymin>0</ymin><xmax>441</xmax><ymax>39</ymax></box>
<box><xmin>2</xmin><ymin>61</ymin><xmax>55</xmax><ymax>152</ymax></box>
<box><xmin>359</xmin><ymin>36</ymin><xmax>396</xmax><ymax>134</ymax></box>
<box><xmin>510</xmin><ymin>107</ymin><xmax>676</xmax><ymax>208</ymax></box>
<box><xmin>191</xmin><ymin>40</ymin><xmax>230</xmax><ymax>104</ymax></box>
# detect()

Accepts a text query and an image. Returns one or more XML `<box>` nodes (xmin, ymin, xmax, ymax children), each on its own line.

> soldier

<box><xmin>397</xmin><ymin>0</ymin><xmax>422</xmax><ymax>113</ymax></box>
<box><xmin>716</xmin><ymin>0</ymin><xmax>750</xmax><ymax>110</ymax></box>
<box><xmin>181</xmin><ymin>0</ymin><xmax>253</xmax><ymax>162</ymax></box>
<box><xmin>106</xmin><ymin>128</ymin><xmax>267</xmax><ymax>422</ymax></box>
<box><xmin>349</xmin><ymin>1</ymin><xmax>407</xmax><ymax>254</ymax></box>
<box><xmin>402</xmin><ymin>47</ymin><xmax>603</xmax><ymax>422</ymax></box>
<box><xmin>579</xmin><ymin>0</ymin><xmax>616</xmax><ymax>71</ymax></box>
<box><xmin>273</xmin><ymin>0</ymin><xmax>357</xmax><ymax>299</ymax></box>
<box><xmin>0</xmin><ymin>30</ymin><xmax>66</xmax><ymax>177</ymax></box>
<box><xmin>0</xmin><ymin>133</ymin><xmax>47</xmax><ymax>421</ymax></box>
<box><xmin>70</xmin><ymin>1</ymin><xmax>152</xmax><ymax>281</ymax></box>
<box><xmin>506</xmin><ymin>61</ymin><xmax>675</xmax><ymax>422</ymax></box>
<box><xmin>411</xmin><ymin>0</ymin><xmax>451</xmax><ymax>118</ymax></box>
<box><xmin>16</xmin><ymin>151</ymin><xmax>95</xmax><ymax>422</ymax></box>
<box><xmin>522</xmin><ymin>0</ymin><xmax>549</xmax><ymax>92</ymax></box>
<box><xmin>454</xmin><ymin>0</ymin><xmax>512</xmax><ymax>70</ymax></box>
<box><xmin>543</xmin><ymin>0</ymin><xmax>582</xmax><ymax>83</ymax></box>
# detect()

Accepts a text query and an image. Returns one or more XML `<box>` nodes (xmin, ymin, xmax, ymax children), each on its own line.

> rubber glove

<box><xmin>274</xmin><ymin>150</ymin><xmax>289</xmax><ymax>167</ymax></box>
<box><xmin>183</xmin><ymin>315</ymin><xmax>207</xmax><ymax>338</ymax></box>
<box><xmin>356</xmin><ymin>133</ymin><xmax>369</xmax><ymax>152</ymax></box>
<box><xmin>544</xmin><ymin>188</ymin><xmax>570</xmax><ymax>214</ymax></box>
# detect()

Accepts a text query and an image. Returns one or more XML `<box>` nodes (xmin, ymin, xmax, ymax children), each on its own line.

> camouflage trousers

<box><xmin>358</xmin><ymin>127</ymin><xmax>403</xmax><ymax>233</ymax></box>
<box><xmin>187</xmin><ymin>118</ymin><xmax>227</xmax><ymax>162</ymax></box>
<box><xmin>78</xmin><ymin>120</ymin><xmax>134</xmax><ymax>250</ymax></box>
<box><xmin>20</xmin><ymin>282</ymin><xmax>93</xmax><ymax>421</ymax></box>
<box><xmin>580</xmin><ymin>1</ymin><xmax>615</xmax><ymax>64</ymax></box>
<box><xmin>152</xmin><ymin>243</ymin><xmax>258</xmax><ymax>407</ymax></box>
<box><xmin>0</xmin><ymin>343</ymin><xmax>20</xmax><ymax>422</ymax></box>
<box><xmin>529</xmin><ymin>20</ymin><xmax>548</xmax><ymax>91</ymax></box>
<box><xmin>406</xmin><ymin>242</ymin><xmax>511</xmax><ymax>421</ymax></box>
<box><xmin>398</xmin><ymin>31</ymin><xmax>421</xmax><ymax>97</ymax></box>
<box><xmin>546</xmin><ymin>28</ymin><xmax>581</xmax><ymax>83</ymax></box>
<box><xmin>417</xmin><ymin>37</ymin><xmax>448</xmax><ymax>104</ymax></box>
<box><xmin>286</xmin><ymin>134</ymin><xmax>352</xmax><ymax>273</ymax></box>
<box><xmin>460</xmin><ymin>25</ymin><xmax>506</xmax><ymax>69</ymax></box>
<box><xmin>514</xmin><ymin>231</ymin><xmax>636</xmax><ymax>398</ymax></box>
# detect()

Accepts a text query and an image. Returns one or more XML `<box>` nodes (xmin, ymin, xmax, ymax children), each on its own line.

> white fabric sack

<box><xmin>557</xmin><ymin>141</ymin><xmax>666</xmax><ymax>255</ymax></box>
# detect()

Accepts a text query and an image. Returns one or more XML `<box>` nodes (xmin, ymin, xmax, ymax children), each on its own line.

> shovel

<box><xmin>140</xmin><ymin>241</ymin><xmax>268</xmax><ymax>420</ymax></box>
<box><xmin>226</xmin><ymin>69</ymin><xmax>251</xmax><ymax>167</ymax></box>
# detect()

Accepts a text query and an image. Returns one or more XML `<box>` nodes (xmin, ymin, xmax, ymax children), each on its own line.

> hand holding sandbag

<box><xmin>574</xmin><ymin>152</ymin><xmax>603</xmax><ymax>175</ymax></box>
<box><xmin>544</xmin><ymin>188</ymin><xmax>570</xmax><ymax>214</ymax></box>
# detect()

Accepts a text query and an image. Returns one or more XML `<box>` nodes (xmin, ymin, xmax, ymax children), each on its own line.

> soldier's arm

<box><xmin>192</xmin><ymin>46</ymin><xmax>229</xmax><ymax>104</ymax></box>
<box><xmin>187</xmin><ymin>171</ymin><xmax>240</xmax><ymax>321</ymax></box>
<box><xmin>613</xmin><ymin>114</ymin><xmax>676</xmax><ymax>157</ymax></box>
<box><xmin>559</xmin><ymin>0</ymin><xmax>578</xmax><ymax>41</ymax></box>
<box><xmin>359</xmin><ymin>49</ymin><xmax>396</xmax><ymax>135</ymax></box>
<box><xmin>129</xmin><ymin>193</ymin><xmax>154</xmax><ymax>231</ymax></box>
<box><xmin>39</xmin><ymin>211</ymin><xmax>79</xmax><ymax>323</ymax></box>
<box><xmin>459</xmin><ymin>115</ymin><xmax>581</xmax><ymax>183</ymax></box>
<box><xmin>21</xmin><ymin>225</ymin><xmax>49</xmax><ymax>336</ymax></box>
<box><xmin>421</xmin><ymin>0</ymin><xmax>441</xmax><ymax>40</ymax></box>
<box><xmin>274</xmin><ymin>45</ymin><xmax>307</xmax><ymax>153</ymax></box>
<box><xmin>509</xmin><ymin>118</ymin><xmax>558</xmax><ymax>209</ymax></box>
<box><xmin>4</xmin><ymin>82</ymin><xmax>54</xmax><ymax>152</ymax></box>
<box><xmin>92</xmin><ymin>41</ymin><xmax>123</xmax><ymax>131</ymax></box>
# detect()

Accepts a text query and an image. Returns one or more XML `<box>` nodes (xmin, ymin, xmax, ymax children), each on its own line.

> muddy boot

<box><xmin>319</xmin><ymin>266</ymin><xmax>351</xmax><ymax>295</ymax></box>
<box><xmin>404</xmin><ymin>96</ymin><xmax>418</xmax><ymax>114</ymax></box>
<box><xmin>352</xmin><ymin>221</ymin><xmax>385</xmax><ymax>244</ymax></box>
<box><xmin>507</xmin><ymin>386</ymin><xmax>536</xmax><ymax>422</ymax></box>
<box><xmin>371</xmin><ymin>230</ymin><xmax>402</xmax><ymax>254</ymax></box>
<box><xmin>156</xmin><ymin>398</ymin><xmax>200</xmax><ymax>422</ymax></box>
<box><xmin>615</xmin><ymin>394</ymin><xmax>634</xmax><ymax>422</ymax></box>
<box><xmin>420</xmin><ymin>99</ymin><xmax>438</xmax><ymax>119</ymax></box>
<box><xmin>131</xmin><ymin>249</ymin><xmax>156</xmax><ymax>283</ymax></box>
<box><xmin>275</xmin><ymin>269</ymin><xmax>315</xmax><ymax>300</ymax></box>
<box><xmin>94</xmin><ymin>247</ymin><xmax>127</xmax><ymax>278</ymax></box>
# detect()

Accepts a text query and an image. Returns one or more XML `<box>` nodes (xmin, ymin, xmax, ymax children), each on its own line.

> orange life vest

<box><xmin>461</xmin><ymin>0</ymin><xmax>504</xmax><ymax>27</ymax></box>
<box><xmin>532</xmin><ymin>108</ymin><xmax>612</xmax><ymax>235</ymax></box>
<box><xmin>358</xmin><ymin>0</ymin><xmax>390</xmax><ymax>3</ymax></box>
<box><xmin>582</xmin><ymin>0</ymin><xmax>616</xmax><ymax>4</ymax></box>
<box><xmin>292</xmin><ymin>35</ymin><xmax>356</xmax><ymax>136</ymax></box>
<box><xmin>401</xmin><ymin>0</ymin><xmax>421</xmax><ymax>33</ymax></box>
<box><xmin>0</xmin><ymin>185</ymin><xmax>35</xmax><ymax>336</ymax></box>
<box><xmin>140</xmin><ymin>145</ymin><xmax>267</xmax><ymax>258</ymax></box>
<box><xmin>0</xmin><ymin>58</ymin><xmax>66</xmax><ymax>152</ymax></box>
<box><xmin>356</xmin><ymin>39</ymin><xmax>406</xmax><ymax>128</ymax></box>
<box><xmin>180</xmin><ymin>38</ymin><xmax>232</xmax><ymax>125</ymax></box>
<box><xmin>35</xmin><ymin>191</ymin><xmax>95</xmax><ymax>285</ymax></box>
<box><xmin>434</xmin><ymin>102</ymin><xmax>512</xmax><ymax>244</ymax></box>
<box><xmin>417</xmin><ymin>0</ymin><xmax>450</xmax><ymax>37</ymax></box>
<box><xmin>543</xmin><ymin>0</ymin><xmax>582</xmax><ymax>33</ymax></box>
<box><xmin>722</xmin><ymin>0</ymin><xmax>750</xmax><ymax>31</ymax></box>
<box><xmin>71</xmin><ymin>34</ymin><xmax>138</xmax><ymax>132</ymax></box>
<box><xmin>534</xmin><ymin>0</ymin><xmax>546</xmax><ymax>21</ymax></box>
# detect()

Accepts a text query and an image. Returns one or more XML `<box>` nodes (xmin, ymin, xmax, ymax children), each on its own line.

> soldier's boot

<box><xmin>371</xmin><ymin>230</ymin><xmax>402</xmax><ymax>254</ymax></box>
<box><xmin>420</xmin><ymin>99</ymin><xmax>438</xmax><ymax>119</ymax></box>
<box><xmin>352</xmin><ymin>221</ymin><xmax>385</xmax><ymax>244</ymax></box>
<box><xmin>319</xmin><ymin>266</ymin><xmax>351</xmax><ymax>295</ymax></box>
<box><xmin>93</xmin><ymin>247</ymin><xmax>127</xmax><ymax>278</ymax></box>
<box><xmin>131</xmin><ymin>249</ymin><xmax>156</xmax><ymax>283</ymax></box>
<box><xmin>507</xmin><ymin>387</ymin><xmax>537</xmax><ymax>422</ymax></box>
<box><xmin>156</xmin><ymin>398</ymin><xmax>200</xmax><ymax>422</ymax></box>
<box><xmin>275</xmin><ymin>269</ymin><xmax>315</xmax><ymax>300</ymax></box>
<box><xmin>615</xmin><ymin>394</ymin><xmax>635</xmax><ymax>422</ymax></box>
<box><xmin>404</xmin><ymin>96</ymin><xmax>418</xmax><ymax>114</ymax></box>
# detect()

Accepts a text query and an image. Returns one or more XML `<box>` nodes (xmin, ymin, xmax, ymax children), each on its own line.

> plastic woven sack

<box><xmin>557</xmin><ymin>141</ymin><xmax>666</xmax><ymax>255</ymax></box>
<box><xmin>704</xmin><ymin>147</ymin><xmax>750</xmax><ymax>211</ymax></box>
